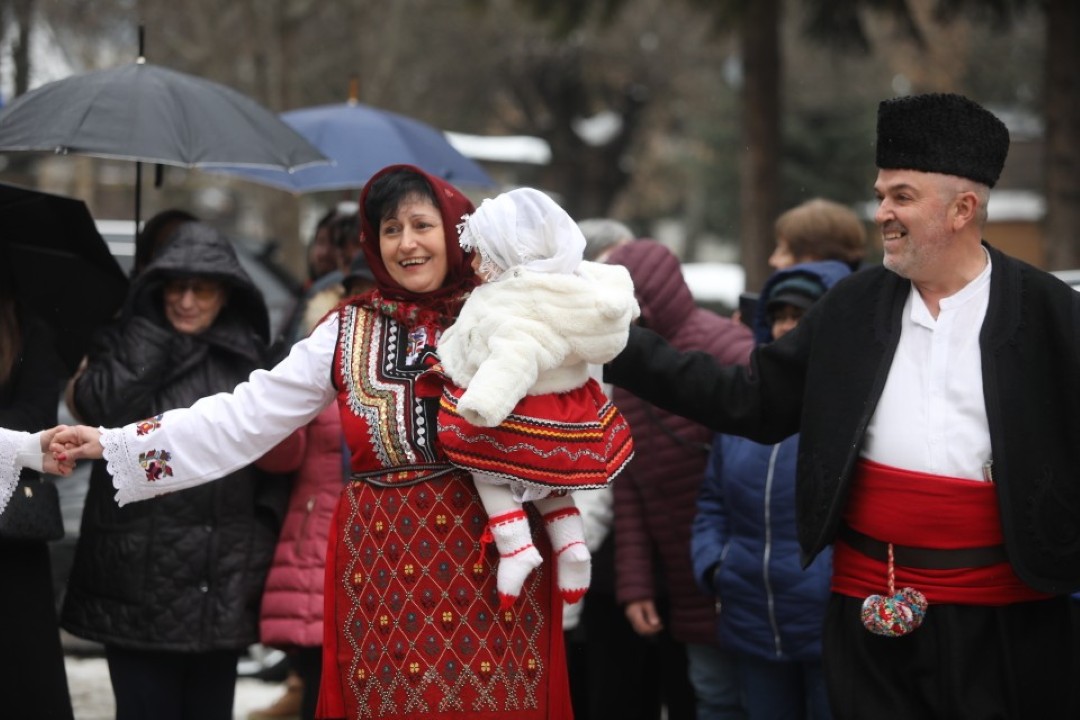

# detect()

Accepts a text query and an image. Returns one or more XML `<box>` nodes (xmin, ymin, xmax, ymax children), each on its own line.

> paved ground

<box><xmin>66</xmin><ymin>655</ymin><xmax>285</xmax><ymax>720</ymax></box>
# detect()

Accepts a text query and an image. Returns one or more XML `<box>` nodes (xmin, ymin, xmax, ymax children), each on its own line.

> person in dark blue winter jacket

<box><xmin>691</xmin><ymin>259</ymin><xmax>851</xmax><ymax>720</ymax></box>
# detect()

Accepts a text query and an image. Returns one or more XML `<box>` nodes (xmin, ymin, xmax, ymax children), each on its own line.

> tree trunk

<box><xmin>738</xmin><ymin>0</ymin><xmax>781</xmax><ymax>292</ymax></box>
<box><xmin>1042</xmin><ymin>0</ymin><xmax>1080</xmax><ymax>271</ymax></box>
<box><xmin>12</xmin><ymin>0</ymin><xmax>33</xmax><ymax>96</ymax></box>
<box><xmin>2</xmin><ymin>0</ymin><xmax>38</xmax><ymax>179</ymax></box>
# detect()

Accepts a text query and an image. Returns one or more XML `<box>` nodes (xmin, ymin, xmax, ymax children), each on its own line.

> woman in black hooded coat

<box><xmin>62</xmin><ymin>222</ymin><xmax>288</xmax><ymax>720</ymax></box>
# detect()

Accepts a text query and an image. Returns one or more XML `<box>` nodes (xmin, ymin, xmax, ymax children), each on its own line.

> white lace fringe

<box><xmin>0</xmin><ymin>430</ymin><xmax>21</xmax><ymax>518</ymax></box>
<box><xmin>102</xmin><ymin>426</ymin><xmax>154</xmax><ymax>507</ymax></box>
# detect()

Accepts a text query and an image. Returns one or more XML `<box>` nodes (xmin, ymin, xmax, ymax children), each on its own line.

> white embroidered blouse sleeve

<box><xmin>0</xmin><ymin>428</ymin><xmax>40</xmax><ymax>516</ymax></box>
<box><xmin>102</xmin><ymin>315</ymin><xmax>341</xmax><ymax>506</ymax></box>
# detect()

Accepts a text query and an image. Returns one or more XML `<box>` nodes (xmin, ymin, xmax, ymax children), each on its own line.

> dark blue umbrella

<box><xmin>209</xmin><ymin>100</ymin><xmax>495</xmax><ymax>193</ymax></box>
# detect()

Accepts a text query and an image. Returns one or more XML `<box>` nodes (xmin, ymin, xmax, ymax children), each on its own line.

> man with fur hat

<box><xmin>605</xmin><ymin>92</ymin><xmax>1080</xmax><ymax>717</ymax></box>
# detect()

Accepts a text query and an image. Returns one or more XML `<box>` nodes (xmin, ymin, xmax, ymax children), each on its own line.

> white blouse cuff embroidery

<box><xmin>102</xmin><ymin>426</ymin><xmax>155</xmax><ymax>506</ymax></box>
<box><xmin>104</xmin><ymin>315</ymin><xmax>339</xmax><ymax>507</ymax></box>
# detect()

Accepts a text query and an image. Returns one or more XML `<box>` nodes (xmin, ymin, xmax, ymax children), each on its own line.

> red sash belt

<box><xmin>831</xmin><ymin>459</ymin><xmax>1051</xmax><ymax>605</ymax></box>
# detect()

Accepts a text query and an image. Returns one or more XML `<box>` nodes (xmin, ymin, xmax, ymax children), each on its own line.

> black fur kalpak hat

<box><xmin>876</xmin><ymin>93</ymin><xmax>1010</xmax><ymax>187</ymax></box>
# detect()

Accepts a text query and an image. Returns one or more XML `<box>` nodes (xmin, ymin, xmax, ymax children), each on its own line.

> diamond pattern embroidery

<box><xmin>339</xmin><ymin>477</ymin><xmax>545</xmax><ymax>717</ymax></box>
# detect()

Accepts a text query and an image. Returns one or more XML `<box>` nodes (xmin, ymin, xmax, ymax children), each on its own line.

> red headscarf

<box><xmin>351</xmin><ymin>164</ymin><xmax>479</xmax><ymax>328</ymax></box>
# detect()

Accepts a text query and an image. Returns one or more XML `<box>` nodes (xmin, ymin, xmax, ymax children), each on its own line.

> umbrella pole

<box><xmin>134</xmin><ymin>160</ymin><xmax>142</xmax><ymax>241</ymax></box>
<box><xmin>134</xmin><ymin>25</ymin><xmax>145</xmax><ymax>241</ymax></box>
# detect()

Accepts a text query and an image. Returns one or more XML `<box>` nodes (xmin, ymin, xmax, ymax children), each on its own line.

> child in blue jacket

<box><xmin>691</xmin><ymin>260</ymin><xmax>850</xmax><ymax>720</ymax></box>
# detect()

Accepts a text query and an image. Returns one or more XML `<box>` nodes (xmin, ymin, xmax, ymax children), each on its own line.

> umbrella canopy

<box><xmin>0</xmin><ymin>61</ymin><xmax>328</xmax><ymax>170</ymax></box>
<box><xmin>0</xmin><ymin>182</ymin><xmax>129</xmax><ymax>373</ymax></box>
<box><xmin>209</xmin><ymin>101</ymin><xmax>495</xmax><ymax>193</ymax></box>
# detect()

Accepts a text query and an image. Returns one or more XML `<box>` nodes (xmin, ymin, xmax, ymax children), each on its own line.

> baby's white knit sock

<box><xmin>487</xmin><ymin>509</ymin><xmax>543</xmax><ymax>610</ymax></box>
<box><xmin>542</xmin><ymin>505</ymin><xmax>591</xmax><ymax>604</ymax></box>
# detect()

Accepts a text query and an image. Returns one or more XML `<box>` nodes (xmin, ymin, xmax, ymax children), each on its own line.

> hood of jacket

<box><xmin>752</xmin><ymin>260</ymin><xmax>852</xmax><ymax>344</ymax></box>
<box><xmin>124</xmin><ymin>222</ymin><xmax>271</xmax><ymax>346</ymax></box>
<box><xmin>604</xmin><ymin>238</ymin><xmax>755</xmax><ymax>644</ymax></box>
<box><xmin>604</xmin><ymin>239</ymin><xmax>698</xmax><ymax>339</ymax></box>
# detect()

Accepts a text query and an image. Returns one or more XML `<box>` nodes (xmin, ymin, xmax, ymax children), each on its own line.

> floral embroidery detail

<box><xmin>369</xmin><ymin>293</ymin><xmax>418</xmax><ymax>327</ymax></box>
<box><xmin>375</xmin><ymin>297</ymin><xmax>402</xmax><ymax>319</ymax></box>
<box><xmin>362</xmin><ymin>289</ymin><xmax>469</xmax><ymax>331</ymax></box>
<box><xmin>139</xmin><ymin>449</ymin><xmax>173</xmax><ymax>482</ymax></box>
<box><xmin>135</xmin><ymin>414</ymin><xmax>164</xmax><ymax>436</ymax></box>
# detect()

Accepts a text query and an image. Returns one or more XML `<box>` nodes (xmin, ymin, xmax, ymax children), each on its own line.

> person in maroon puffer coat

<box><xmin>253</xmin><ymin>401</ymin><xmax>344</xmax><ymax>720</ymax></box>
<box><xmin>606</xmin><ymin>239</ymin><xmax>754</xmax><ymax>720</ymax></box>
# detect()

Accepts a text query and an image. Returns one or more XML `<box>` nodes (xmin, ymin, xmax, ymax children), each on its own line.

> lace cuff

<box><xmin>102</xmin><ymin>426</ymin><xmax>151</xmax><ymax>506</ymax></box>
<box><xmin>104</xmin><ymin>424</ymin><xmax>228</xmax><ymax>507</ymax></box>
<box><xmin>104</xmin><ymin>425</ymin><xmax>205</xmax><ymax>507</ymax></box>
<box><xmin>0</xmin><ymin>430</ymin><xmax>32</xmax><ymax>517</ymax></box>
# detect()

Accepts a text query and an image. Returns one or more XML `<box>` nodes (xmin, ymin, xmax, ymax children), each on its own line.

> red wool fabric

<box><xmin>437</xmin><ymin>377</ymin><xmax>633</xmax><ymax>492</ymax></box>
<box><xmin>831</xmin><ymin>459</ymin><xmax>1051</xmax><ymax>605</ymax></box>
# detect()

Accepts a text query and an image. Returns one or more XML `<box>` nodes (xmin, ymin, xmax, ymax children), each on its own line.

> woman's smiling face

<box><xmin>378</xmin><ymin>193</ymin><xmax>449</xmax><ymax>294</ymax></box>
<box><xmin>163</xmin><ymin>276</ymin><xmax>227</xmax><ymax>335</ymax></box>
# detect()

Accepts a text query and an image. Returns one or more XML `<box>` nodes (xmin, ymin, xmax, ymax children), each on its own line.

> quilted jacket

<box><xmin>689</xmin><ymin>261</ymin><xmax>850</xmax><ymax>661</ymax></box>
<box><xmin>605</xmin><ymin>240</ymin><xmax>755</xmax><ymax>645</ymax></box>
<box><xmin>62</xmin><ymin>223</ymin><xmax>288</xmax><ymax>651</ymax></box>
<box><xmin>256</xmin><ymin>404</ymin><xmax>344</xmax><ymax>649</ymax></box>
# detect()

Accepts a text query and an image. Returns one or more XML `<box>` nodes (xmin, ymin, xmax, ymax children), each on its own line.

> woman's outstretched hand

<box><xmin>39</xmin><ymin>426</ymin><xmax>75</xmax><ymax>476</ymax></box>
<box><xmin>50</xmin><ymin>425</ymin><xmax>105</xmax><ymax>463</ymax></box>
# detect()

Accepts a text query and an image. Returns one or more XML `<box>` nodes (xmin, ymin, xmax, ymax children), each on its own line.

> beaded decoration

<box><xmin>860</xmin><ymin>542</ymin><xmax>928</xmax><ymax>637</ymax></box>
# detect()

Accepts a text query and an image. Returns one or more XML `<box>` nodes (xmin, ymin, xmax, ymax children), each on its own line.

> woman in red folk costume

<box><xmin>53</xmin><ymin>165</ymin><xmax>575</xmax><ymax>720</ymax></box>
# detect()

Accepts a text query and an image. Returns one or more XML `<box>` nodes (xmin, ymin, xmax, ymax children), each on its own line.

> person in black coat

<box><xmin>606</xmin><ymin>94</ymin><xmax>1080</xmax><ymax>718</ymax></box>
<box><xmin>0</xmin><ymin>274</ymin><xmax>74</xmax><ymax>720</ymax></box>
<box><xmin>62</xmin><ymin>222</ymin><xmax>288</xmax><ymax>720</ymax></box>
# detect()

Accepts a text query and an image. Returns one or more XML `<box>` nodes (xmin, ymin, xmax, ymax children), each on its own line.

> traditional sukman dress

<box><xmin>98</xmin><ymin>303</ymin><xmax>573</xmax><ymax>720</ymax></box>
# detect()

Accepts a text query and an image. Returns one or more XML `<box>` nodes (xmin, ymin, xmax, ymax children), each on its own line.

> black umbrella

<box><xmin>0</xmin><ymin>61</ymin><xmax>327</xmax><ymax>170</ymax></box>
<box><xmin>0</xmin><ymin>57</ymin><xmax>328</xmax><ymax>230</ymax></box>
<box><xmin>0</xmin><ymin>182</ymin><xmax>129</xmax><ymax>373</ymax></box>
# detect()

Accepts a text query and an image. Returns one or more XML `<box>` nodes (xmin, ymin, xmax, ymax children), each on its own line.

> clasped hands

<box><xmin>39</xmin><ymin>425</ymin><xmax>105</xmax><ymax>476</ymax></box>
